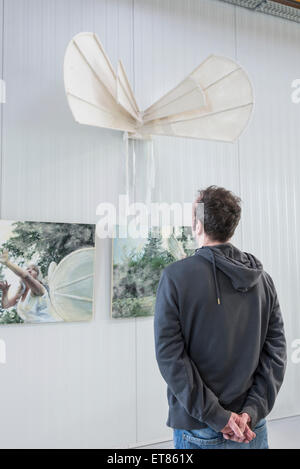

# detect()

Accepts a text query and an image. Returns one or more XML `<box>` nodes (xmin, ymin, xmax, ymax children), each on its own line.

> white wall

<box><xmin>0</xmin><ymin>0</ymin><xmax>299</xmax><ymax>448</ymax></box>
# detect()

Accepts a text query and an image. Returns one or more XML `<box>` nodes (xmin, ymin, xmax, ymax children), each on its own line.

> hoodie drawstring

<box><xmin>207</xmin><ymin>248</ymin><xmax>221</xmax><ymax>305</ymax></box>
<box><xmin>195</xmin><ymin>244</ymin><xmax>263</xmax><ymax>300</ymax></box>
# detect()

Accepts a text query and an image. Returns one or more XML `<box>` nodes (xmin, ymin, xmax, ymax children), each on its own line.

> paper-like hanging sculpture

<box><xmin>64</xmin><ymin>32</ymin><xmax>254</xmax><ymax>142</ymax></box>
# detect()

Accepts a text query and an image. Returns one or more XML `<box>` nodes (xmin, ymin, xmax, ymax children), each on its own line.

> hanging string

<box><xmin>146</xmin><ymin>139</ymin><xmax>155</xmax><ymax>209</ymax></box>
<box><xmin>124</xmin><ymin>131</ymin><xmax>129</xmax><ymax>201</ymax></box>
<box><xmin>132</xmin><ymin>138</ymin><xmax>136</xmax><ymax>203</ymax></box>
<box><xmin>124</xmin><ymin>133</ymin><xmax>156</xmax><ymax>207</ymax></box>
<box><xmin>150</xmin><ymin>139</ymin><xmax>155</xmax><ymax>199</ymax></box>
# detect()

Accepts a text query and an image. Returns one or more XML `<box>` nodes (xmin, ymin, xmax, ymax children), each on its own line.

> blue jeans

<box><xmin>173</xmin><ymin>418</ymin><xmax>268</xmax><ymax>449</ymax></box>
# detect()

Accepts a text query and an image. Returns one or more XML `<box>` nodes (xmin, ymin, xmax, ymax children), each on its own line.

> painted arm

<box><xmin>0</xmin><ymin>280</ymin><xmax>23</xmax><ymax>308</ymax></box>
<box><xmin>0</xmin><ymin>249</ymin><xmax>44</xmax><ymax>296</ymax></box>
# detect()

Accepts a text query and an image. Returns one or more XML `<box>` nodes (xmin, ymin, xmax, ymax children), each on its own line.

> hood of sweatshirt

<box><xmin>195</xmin><ymin>242</ymin><xmax>263</xmax><ymax>305</ymax></box>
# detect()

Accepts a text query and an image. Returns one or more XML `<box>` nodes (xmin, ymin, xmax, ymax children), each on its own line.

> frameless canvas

<box><xmin>111</xmin><ymin>227</ymin><xmax>196</xmax><ymax>319</ymax></box>
<box><xmin>0</xmin><ymin>220</ymin><xmax>95</xmax><ymax>325</ymax></box>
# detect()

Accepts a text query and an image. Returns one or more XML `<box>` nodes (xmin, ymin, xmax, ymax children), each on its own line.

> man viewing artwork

<box><xmin>154</xmin><ymin>185</ymin><xmax>287</xmax><ymax>449</ymax></box>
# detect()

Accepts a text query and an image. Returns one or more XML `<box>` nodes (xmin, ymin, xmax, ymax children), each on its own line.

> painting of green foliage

<box><xmin>112</xmin><ymin>227</ymin><xmax>195</xmax><ymax>319</ymax></box>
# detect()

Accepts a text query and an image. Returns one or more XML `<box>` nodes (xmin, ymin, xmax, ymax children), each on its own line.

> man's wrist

<box><xmin>241</xmin><ymin>406</ymin><xmax>258</xmax><ymax>430</ymax></box>
<box><xmin>241</xmin><ymin>411</ymin><xmax>251</xmax><ymax>423</ymax></box>
<box><xmin>203</xmin><ymin>403</ymin><xmax>231</xmax><ymax>433</ymax></box>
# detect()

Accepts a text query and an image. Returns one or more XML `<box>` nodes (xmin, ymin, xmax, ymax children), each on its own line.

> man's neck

<box><xmin>200</xmin><ymin>238</ymin><xmax>231</xmax><ymax>247</ymax></box>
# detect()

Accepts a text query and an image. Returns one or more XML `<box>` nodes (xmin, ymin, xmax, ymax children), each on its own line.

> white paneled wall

<box><xmin>0</xmin><ymin>0</ymin><xmax>137</xmax><ymax>449</ymax></box>
<box><xmin>134</xmin><ymin>0</ymin><xmax>242</xmax><ymax>444</ymax></box>
<box><xmin>236</xmin><ymin>7</ymin><xmax>300</xmax><ymax>420</ymax></box>
<box><xmin>0</xmin><ymin>0</ymin><xmax>298</xmax><ymax>449</ymax></box>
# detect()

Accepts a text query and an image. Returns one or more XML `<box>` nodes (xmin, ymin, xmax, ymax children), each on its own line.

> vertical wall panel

<box><xmin>0</xmin><ymin>0</ymin><xmax>137</xmax><ymax>449</ymax></box>
<box><xmin>134</xmin><ymin>0</ymin><xmax>241</xmax><ymax>206</ymax></box>
<box><xmin>134</xmin><ymin>0</ymin><xmax>243</xmax><ymax>444</ymax></box>
<box><xmin>1</xmin><ymin>0</ymin><xmax>133</xmax><ymax>223</ymax></box>
<box><xmin>236</xmin><ymin>9</ymin><xmax>300</xmax><ymax>419</ymax></box>
<box><xmin>0</xmin><ymin>0</ymin><xmax>3</xmax><ymax>217</ymax></box>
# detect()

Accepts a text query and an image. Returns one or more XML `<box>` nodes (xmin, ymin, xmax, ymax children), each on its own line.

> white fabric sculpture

<box><xmin>64</xmin><ymin>32</ymin><xmax>254</xmax><ymax>142</ymax></box>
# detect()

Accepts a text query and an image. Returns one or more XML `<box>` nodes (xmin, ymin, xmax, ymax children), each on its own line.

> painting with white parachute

<box><xmin>0</xmin><ymin>220</ymin><xmax>95</xmax><ymax>325</ymax></box>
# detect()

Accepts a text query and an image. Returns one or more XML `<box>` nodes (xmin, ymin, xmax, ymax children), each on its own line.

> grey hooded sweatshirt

<box><xmin>154</xmin><ymin>242</ymin><xmax>287</xmax><ymax>433</ymax></box>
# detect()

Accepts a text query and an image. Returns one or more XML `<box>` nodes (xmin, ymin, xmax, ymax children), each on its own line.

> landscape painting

<box><xmin>0</xmin><ymin>220</ymin><xmax>95</xmax><ymax>325</ymax></box>
<box><xmin>112</xmin><ymin>227</ymin><xmax>195</xmax><ymax>319</ymax></box>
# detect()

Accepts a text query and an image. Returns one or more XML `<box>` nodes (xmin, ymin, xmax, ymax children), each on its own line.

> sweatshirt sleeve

<box><xmin>242</xmin><ymin>278</ymin><xmax>287</xmax><ymax>429</ymax></box>
<box><xmin>154</xmin><ymin>269</ymin><xmax>231</xmax><ymax>433</ymax></box>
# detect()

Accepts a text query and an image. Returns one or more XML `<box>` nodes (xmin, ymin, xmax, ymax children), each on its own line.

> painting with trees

<box><xmin>112</xmin><ymin>227</ymin><xmax>195</xmax><ymax>318</ymax></box>
<box><xmin>0</xmin><ymin>220</ymin><xmax>95</xmax><ymax>325</ymax></box>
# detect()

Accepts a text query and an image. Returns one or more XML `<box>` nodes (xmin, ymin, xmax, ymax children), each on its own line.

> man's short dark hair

<box><xmin>195</xmin><ymin>185</ymin><xmax>241</xmax><ymax>243</ymax></box>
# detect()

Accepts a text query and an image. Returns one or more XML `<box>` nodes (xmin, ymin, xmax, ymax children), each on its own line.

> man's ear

<box><xmin>192</xmin><ymin>201</ymin><xmax>197</xmax><ymax>231</ymax></box>
<box><xmin>195</xmin><ymin>219</ymin><xmax>203</xmax><ymax>236</ymax></box>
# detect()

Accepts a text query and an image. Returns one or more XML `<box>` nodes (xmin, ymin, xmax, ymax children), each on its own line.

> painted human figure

<box><xmin>0</xmin><ymin>249</ymin><xmax>56</xmax><ymax>323</ymax></box>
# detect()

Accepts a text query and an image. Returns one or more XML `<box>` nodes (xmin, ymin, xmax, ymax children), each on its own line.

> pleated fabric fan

<box><xmin>64</xmin><ymin>32</ymin><xmax>254</xmax><ymax>143</ymax></box>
